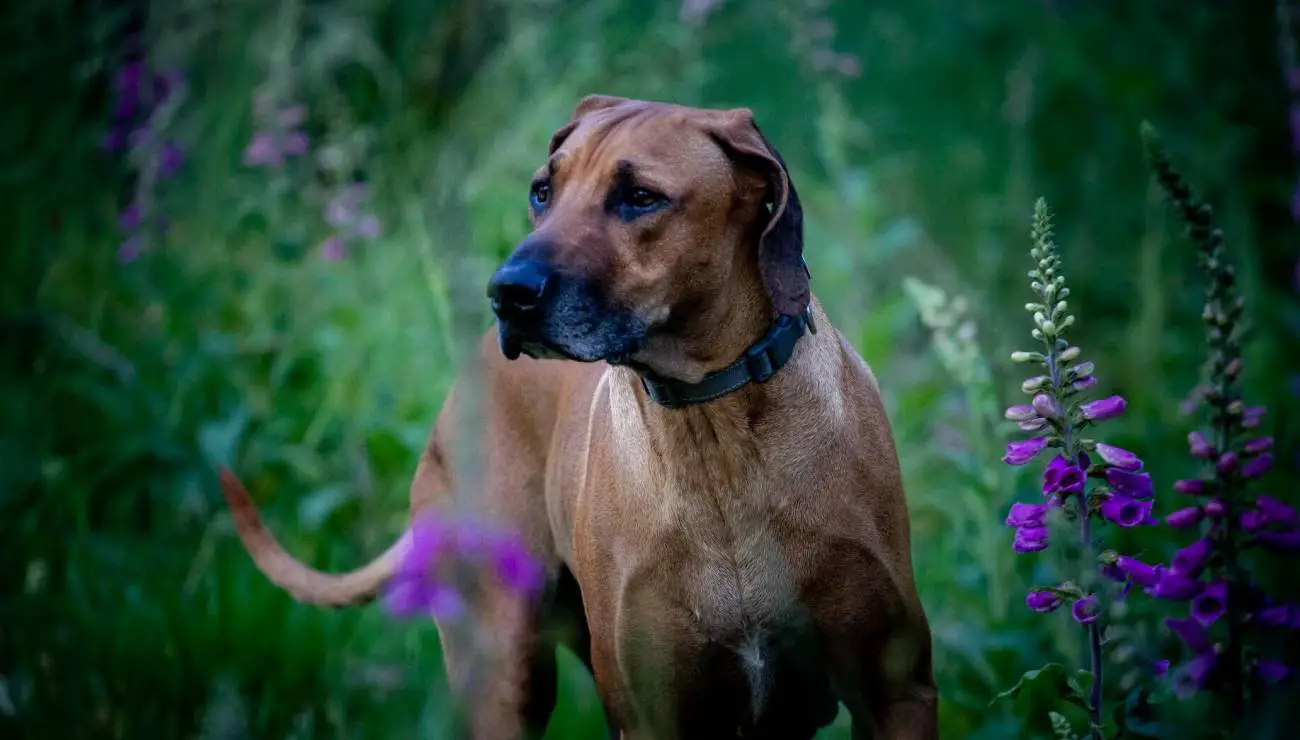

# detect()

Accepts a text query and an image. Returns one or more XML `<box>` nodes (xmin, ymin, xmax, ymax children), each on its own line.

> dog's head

<box><xmin>486</xmin><ymin>95</ymin><xmax>807</xmax><ymax>380</ymax></box>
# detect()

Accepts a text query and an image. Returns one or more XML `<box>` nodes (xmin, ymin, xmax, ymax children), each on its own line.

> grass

<box><xmin>2</xmin><ymin>0</ymin><xmax>1297</xmax><ymax>738</ymax></box>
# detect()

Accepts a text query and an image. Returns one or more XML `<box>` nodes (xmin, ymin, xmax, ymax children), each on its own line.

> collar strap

<box><xmin>640</xmin><ymin>305</ymin><xmax>817</xmax><ymax>410</ymax></box>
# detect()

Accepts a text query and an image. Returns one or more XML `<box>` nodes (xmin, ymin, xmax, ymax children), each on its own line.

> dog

<box><xmin>219</xmin><ymin>95</ymin><xmax>937</xmax><ymax>739</ymax></box>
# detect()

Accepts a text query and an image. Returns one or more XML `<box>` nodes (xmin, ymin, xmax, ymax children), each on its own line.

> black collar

<box><xmin>637</xmin><ymin>305</ymin><xmax>817</xmax><ymax>410</ymax></box>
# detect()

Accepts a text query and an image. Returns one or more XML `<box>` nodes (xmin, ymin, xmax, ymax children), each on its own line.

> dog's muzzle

<box><xmin>487</xmin><ymin>249</ymin><xmax>644</xmax><ymax>363</ymax></box>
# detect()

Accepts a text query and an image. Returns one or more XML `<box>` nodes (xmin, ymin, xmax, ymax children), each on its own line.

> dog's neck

<box><xmin>610</xmin><ymin>302</ymin><xmax>841</xmax><ymax>486</ymax></box>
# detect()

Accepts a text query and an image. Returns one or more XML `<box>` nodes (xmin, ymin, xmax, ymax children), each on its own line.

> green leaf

<box><xmin>991</xmin><ymin>663</ymin><xmax>1069</xmax><ymax>705</ymax></box>
<box><xmin>1068</xmin><ymin>670</ymin><xmax>1095</xmax><ymax>702</ymax></box>
<box><xmin>992</xmin><ymin>663</ymin><xmax>1093</xmax><ymax>738</ymax></box>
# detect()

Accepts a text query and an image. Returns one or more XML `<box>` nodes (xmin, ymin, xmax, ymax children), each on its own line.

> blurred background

<box><xmin>2</xmin><ymin>0</ymin><xmax>1298</xmax><ymax>737</ymax></box>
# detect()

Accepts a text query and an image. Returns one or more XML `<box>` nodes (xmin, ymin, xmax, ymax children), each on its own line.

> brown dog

<box><xmin>219</xmin><ymin>95</ymin><xmax>937</xmax><ymax>739</ymax></box>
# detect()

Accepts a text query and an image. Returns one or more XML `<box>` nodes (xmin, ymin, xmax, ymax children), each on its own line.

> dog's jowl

<box><xmin>219</xmin><ymin>95</ymin><xmax>938</xmax><ymax>740</ymax></box>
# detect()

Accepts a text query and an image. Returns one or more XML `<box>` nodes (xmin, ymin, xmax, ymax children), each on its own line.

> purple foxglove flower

<box><xmin>1204</xmin><ymin>499</ymin><xmax>1225</xmax><ymax>518</ymax></box>
<box><xmin>1191</xmin><ymin>581</ymin><xmax>1228</xmax><ymax>627</ymax></box>
<box><xmin>283</xmin><ymin>130</ymin><xmax>311</xmax><ymax>156</ymax></box>
<box><xmin>1080</xmin><ymin>395</ymin><xmax>1126</xmax><ymax>421</ymax></box>
<box><xmin>1174</xmin><ymin>478</ymin><xmax>1211</xmax><ymax>496</ymax></box>
<box><xmin>383</xmin><ymin>516</ymin><xmax>466</xmax><ymax>620</ymax></box>
<box><xmin>1004</xmin><ymin>404</ymin><xmax>1036</xmax><ymax>422</ymax></box>
<box><xmin>488</xmin><ymin>533</ymin><xmax>545</xmax><ymax>597</ymax></box>
<box><xmin>1174</xmin><ymin>650</ymin><xmax>1218</xmax><ymax>700</ymax></box>
<box><xmin>158</xmin><ymin>142</ymin><xmax>185</xmax><ymax>178</ymax></box>
<box><xmin>1100</xmin><ymin>495</ymin><xmax>1153</xmax><ymax>528</ymax></box>
<box><xmin>1106</xmin><ymin>468</ymin><xmax>1153</xmax><ymax>499</ymax></box>
<box><xmin>326</xmin><ymin>196</ymin><xmax>357</xmax><ymax>228</ymax></box>
<box><xmin>1002</xmin><ymin>437</ymin><xmax>1047</xmax><ymax>466</ymax></box>
<box><xmin>320</xmin><ymin>235</ymin><xmax>347</xmax><ymax>262</ymax></box>
<box><xmin>1241</xmin><ymin>453</ymin><xmax>1273</xmax><ymax>480</ymax></box>
<box><xmin>118</xmin><ymin>203</ymin><xmax>143</xmax><ymax>232</ymax></box>
<box><xmin>117</xmin><ymin>235</ymin><xmax>144</xmax><ymax>264</ymax></box>
<box><xmin>116</xmin><ymin>62</ymin><xmax>143</xmax><ymax>94</ymax></box>
<box><xmin>1257</xmin><ymin>495</ymin><xmax>1298</xmax><ymax>527</ymax></box>
<box><xmin>1254</xmin><ymin>604</ymin><xmax>1300</xmax><ymax>629</ymax></box>
<box><xmin>1242</xmin><ymin>405</ymin><xmax>1267</xmax><ymax>427</ymax></box>
<box><xmin>1117</xmin><ymin>556</ymin><xmax>1163</xmax><ymax>588</ymax></box>
<box><xmin>1148</xmin><ymin>571</ymin><xmax>1205</xmax><ymax>601</ymax></box>
<box><xmin>1153</xmin><ymin>660</ymin><xmax>1170</xmax><ymax>677</ymax></box>
<box><xmin>1031</xmin><ymin>393</ymin><xmax>1059</xmax><ymax>419</ymax></box>
<box><xmin>1005</xmin><ymin>502</ymin><xmax>1049</xmax><ymax>528</ymax></box>
<box><xmin>1166</xmin><ymin>506</ymin><xmax>1204</xmax><ymax>529</ymax></box>
<box><xmin>1215</xmin><ymin>451</ymin><xmax>1238</xmax><ymax>475</ymax></box>
<box><xmin>1256</xmin><ymin>660</ymin><xmax>1292</xmax><ymax>685</ymax></box>
<box><xmin>1071</xmin><ymin>594</ymin><xmax>1100</xmax><ymax>624</ymax></box>
<box><xmin>1166</xmin><ymin>617</ymin><xmax>1211</xmax><ymax>653</ymax></box>
<box><xmin>384</xmin><ymin>574</ymin><xmax>465</xmax><ymax>619</ymax></box>
<box><xmin>1171</xmin><ymin>539</ymin><xmax>1212</xmax><ymax>578</ymax></box>
<box><xmin>1070</xmin><ymin>375</ymin><xmax>1097</xmax><ymax>392</ymax></box>
<box><xmin>1042</xmin><ymin>456</ymin><xmax>1085</xmax><ymax>495</ymax></box>
<box><xmin>1026</xmin><ymin>590</ymin><xmax>1063</xmax><ymax>613</ymax></box>
<box><xmin>243</xmin><ymin>131</ymin><xmax>282</xmax><ymax>167</ymax></box>
<box><xmin>1017</xmin><ymin>418</ymin><xmax>1050</xmax><ymax>432</ymax></box>
<box><xmin>1013</xmin><ymin>525</ymin><xmax>1050</xmax><ymax>553</ymax></box>
<box><xmin>1254</xmin><ymin>529</ymin><xmax>1300</xmax><ymax>552</ymax></box>
<box><xmin>1243</xmin><ymin>437</ymin><xmax>1274</xmax><ymax>456</ymax></box>
<box><xmin>1095</xmin><ymin>443</ymin><xmax>1142</xmax><ymax>471</ymax></box>
<box><xmin>279</xmin><ymin>104</ymin><xmax>308</xmax><ymax>127</ymax></box>
<box><xmin>356</xmin><ymin>215</ymin><xmax>382</xmax><ymax>240</ymax></box>
<box><xmin>1187</xmin><ymin>431</ymin><xmax>1214</xmax><ymax>459</ymax></box>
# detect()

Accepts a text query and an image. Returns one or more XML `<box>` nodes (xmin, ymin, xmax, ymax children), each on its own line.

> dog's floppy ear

<box><xmin>706</xmin><ymin>108</ymin><xmax>809</xmax><ymax>317</ymax></box>
<box><xmin>548</xmin><ymin>94</ymin><xmax>630</xmax><ymax>154</ymax></box>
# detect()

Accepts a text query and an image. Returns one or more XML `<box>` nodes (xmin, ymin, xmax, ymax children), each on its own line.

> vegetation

<box><xmin>2</xmin><ymin>1</ymin><xmax>1297</xmax><ymax>737</ymax></box>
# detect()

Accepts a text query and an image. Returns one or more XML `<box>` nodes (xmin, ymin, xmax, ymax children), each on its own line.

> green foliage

<box><xmin>2</xmin><ymin>0</ymin><xmax>1297</xmax><ymax>738</ymax></box>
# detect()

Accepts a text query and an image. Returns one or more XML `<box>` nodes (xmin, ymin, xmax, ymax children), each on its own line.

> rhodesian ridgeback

<box><xmin>219</xmin><ymin>95</ymin><xmax>937</xmax><ymax>739</ymax></box>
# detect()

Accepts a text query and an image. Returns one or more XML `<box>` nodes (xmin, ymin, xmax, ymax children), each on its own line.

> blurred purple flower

<box><xmin>1026</xmin><ymin>590</ymin><xmax>1063</xmax><ymax>613</ymax></box>
<box><xmin>1166</xmin><ymin>506</ymin><xmax>1204</xmax><ymax>529</ymax></box>
<box><xmin>1216</xmin><ymin>452</ymin><xmax>1239</xmax><ymax>475</ymax></box>
<box><xmin>1256</xmin><ymin>660</ymin><xmax>1292</xmax><ymax>686</ymax></box>
<box><xmin>356</xmin><ymin>214</ymin><xmax>382</xmax><ymax>240</ymax></box>
<box><xmin>1187</xmin><ymin>431</ymin><xmax>1215</xmax><ymax>460</ymax></box>
<box><xmin>1243</xmin><ymin>437</ymin><xmax>1274</xmax><ymax>456</ymax></box>
<box><xmin>1070</xmin><ymin>375</ymin><xmax>1097</xmax><ymax>393</ymax></box>
<box><xmin>1171</xmin><ymin>539</ymin><xmax>1212</xmax><ymax>579</ymax></box>
<box><xmin>1002</xmin><ymin>437</ymin><xmax>1047</xmax><ymax>466</ymax></box>
<box><xmin>320</xmin><ymin>236</ymin><xmax>347</xmax><ymax>262</ymax></box>
<box><xmin>1148</xmin><ymin>571</ymin><xmax>1205</xmax><ymax>601</ymax></box>
<box><xmin>1167</xmin><ymin>617</ymin><xmax>1210</xmax><ymax>653</ymax></box>
<box><xmin>158</xmin><ymin>142</ymin><xmax>185</xmax><ymax>178</ymax></box>
<box><xmin>1241</xmin><ymin>453</ymin><xmax>1273</xmax><ymax>480</ymax></box>
<box><xmin>243</xmin><ymin>131</ymin><xmax>282</xmax><ymax>167</ymax></box>
<box><xmin>1080</xmin><ymin>395</ymin><xmax>1126</xmax><ymax>421</ymax></box>
<box><xmin>1254</xmin><ymin>603</ymin><xmax>1300</xmax><ymax>629</ymax></box>
<box><xmin>1191</xmin><ymin>581</ymin><xmax>1228</xmax><ymax>627</ymax></box>
<box><xmin>1005</xmin><ymin>404</ymin><xmax>1036</xmax><ymax>422</ymax></box>
<box><xmin>1174</xmin><ymin>478</ymin><xmax>1211</xmax><ymax>496</ymax></box>
<box><xmin>1254</xmin><ymin>529</ymin><xmax>1300</xmax><ymax>552</ymax></box>
<box><xmin>1173</xmin><ymin>650</ymin><xmax>1218</xmax><ymax>700</ymax></box>
<box><xmin>117</xmin><ymin>235</ymin><xmax>143</xmax><ymax>264</ymax></box>
<box><xmin>1117</xmin><ymin>556</ymin><xmax>1163</xmax><ymax>588</ymax></box>
<box><xmin>118</xmin><ymin>203</ymin><xmax>142</xmax><ymax>231</ymax></box>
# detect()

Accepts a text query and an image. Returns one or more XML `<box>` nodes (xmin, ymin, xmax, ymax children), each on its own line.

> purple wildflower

<box><xmin>1167</xmin><ymin>616</ymin><xmax>1211</xmax><ymax>652</ymax></box>
<box><xmin>1026</xmin><ymin>590</ymin><xmax>1063</xmax><ymax>613</ymax></box>
<box><xmin>1256</xmin><ymin>660</ymin><xmax>1292</xmax><ymax>685</ymax></box>
<box><xmin>1002</xmin><ymin>437</ymin><xmax>1047</xmax><ymax>466</ymax></box>
<box><xmin>1005</xmin><ymin>404</ymin><xmax>1036</xmax><ymax>422</ymax></box>
<box><xmin>1166</xmin><ymin>506</ymin><xmax>1204</xmax><ymax>529</ymax></box>
<box><xmin>1241</xmin><ymin>453</ymin><xmax>1273</xmax><ymax>480</ymax></box>
<box><xmin>1080</xmin><ymin>395</ymin><xmax>1126</xmax><ymax>421</ymax></box>
<box><xmin>1094</xmin><ymin>443</ymin><xmax>1142</xmax><ymax>471</ymax></box>
<box><xmin>1042</xmin><ymin>456</ymin><xmax>1085</xmax><ymax>495</ymax></box>
<box><xmin>1254</xmin><ymin>529</ymin><xmax>1300</xmax><ymax>552</ymax></box>
<box><xmin>320</xmin><ymin>236</ymin><xmax>347</xmax><ymax>262</ymax></box>
<box><xmin>1243</xmin><ymin>437</ymin><xmax>1274</xmax><ymax>456</ymax></box>
<box><xmin>1013</xmin><ymin>526</ymin><xmax>1050</xmax><ymax>553</ymax></box>
<box><xmin>1257</xmin><ymin>495</ymin><xmax>1298</xmax><ymax>527</ymax></box>
<box><xmin>1216</xmin><ymin>452</ymin><xmax>1239</xmax><ymax>475</ymax></box>
<box><xmin>1148</xmin><ymin>571</ymin><xmax>1205</xmax><ymax>601</ymax></box>
<box><xmin>1071</xmin><ymin>375</ymin><xmax>1097</xmax><ymax>392</ymax></box>
<box><xmin>1106</xmin><ymin>468</ymin><xmax>1154</xmax><ymax>499</ymax></box>
<box><xmin>1171</xmin><ymin>539</ymin><xmax>1212</xmax><ymax>578</ymax></box>
<box><xmin>1173</xmin><ymin>650</ymin><xmax>1219</xmax><ymax>700</ymax></box>
<box><xmin>1173</xmin><ymin>478</ymin><xmax>1211</xmax><ymax>496</ymax></box>
<box><xmin>1031</xmin><ymin>393</ymin><xmax>1059</xmax><ymax>419</ymax></box>
<box><xmin>1187</xmin><ymin>431</ymin><xmax>1215</xmax><ymax>459</ymax></box>
<box><xmin>1116</xmin><ymin>556</ymin><xmax>1163</xmax><ymax>588</ymax></box>
<box><xmin>1005</xmin><ymin>502</ymin><xmax>1049</xmax><ymax>528</ymax></box>
<box><xmin>1071</xmin><ymin>594</ymin><xmax>1100</xmax><ymax>625</ymax></box>
<box><xmin>1099</xmin><ymin>495</ymin><xmax>1153</xmax><ymax>528</ymax></box>
<box><xmin>1254</xmin><ymin>604</ymin><xmax>1300</xmax><ymax>629</ymax></box>
<box><xmin>1191</xmin><ymin>581</ymin><xmax>1228</xmax><ymax>627</ymax></box>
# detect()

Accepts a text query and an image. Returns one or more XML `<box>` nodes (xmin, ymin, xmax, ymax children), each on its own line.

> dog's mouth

<box><xmin>496</xmin><ymin>320</ymin><xmax>643</xmax><ymax>365</ymax></box>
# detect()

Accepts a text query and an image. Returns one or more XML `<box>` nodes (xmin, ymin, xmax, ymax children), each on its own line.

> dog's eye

<box><xmin>613</xmin><ymin>186</ymin><xmax>668</xmax><ymax>221</ymax></box>
<box><xmin>529</xmin><ymin>180</ymin><xmax>551</xmax><ymax>210</ymax></box>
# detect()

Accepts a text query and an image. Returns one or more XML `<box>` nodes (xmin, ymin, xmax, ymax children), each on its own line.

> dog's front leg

<box><xmin>436</xmin><ymin>587</ymin><xmax>547</xmax><ymax>740</ymax></box>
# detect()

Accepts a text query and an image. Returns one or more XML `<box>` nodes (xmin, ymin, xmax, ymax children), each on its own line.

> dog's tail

<box><xmin>219</xmin><ymin>468</ymin><xmax>407</xmax><ymax>607</ymax></box>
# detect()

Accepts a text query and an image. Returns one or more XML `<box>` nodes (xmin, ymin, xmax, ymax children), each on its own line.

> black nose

<box><xmin>487</xmin><ymin>258</ymin><xmax>550</xmax><ymax>321</ymax></box>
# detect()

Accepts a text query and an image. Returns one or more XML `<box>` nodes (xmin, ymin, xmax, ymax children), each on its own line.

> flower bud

<box><xmin>1004</xmin><ymin>404</ymin><xmax>1037</xmax><ymax>422</ymax></box>
<box><xmin>1018</xmin><ymin>417</ymin><xmax>1050</xmax><ymax>431</ymax></box>
<box><xmin>1031</xmin><ymin>328</ymin><xmax>1044</xmax><ymax>341</ymax></box>
<box><xmin>1204</xmin><ymin>499</ymin><xmax>1226</xmax><ymax>518</ymax></box>
<box><xmin>1033</xmin><ymin>311</ymin><xmax>1047</xmax><ymax>327</ymax></box>
<box><xmin>1040</xmin><ymin>320</ymin><xmax>1057</xmax><ymax>336</ymax></box>
<box><xmin>1022</xmin><ymin>376</ymin><xmax>1050</xmax><ymax>394</ymax></box>
<box><xmin>1010</xmin><ymin>351</ymin><xmax>1042</xmax><ymax>364</ymax></box>
<box><xmin>1032</xmin><ymin>394</ymin><xmax>1060</xmax><ymax>419</ymax></box>
<box><xmin>1070</xmin><ymin>361</ymin><xmax>1095</xmax><ymax>379</ymax></box>
<box><xmin>1216</xmin><ymin>452</ymin><xmax>1239</xmax><ymax>475</ymax></box>
<box><xmin>1059</xmin><ymin>315</ymin><xmax>1075</xmax><ymax>330</ymax></box>
<box><xmin>1223</xmin><ymin>359</ymin><xmax>1242</xmax><ymax>378</ymax></box>
<box><xmin>1058</xmin><ymin>346</ymin><xmax>1081</xmax><ymax>362</ymax></box>
<box><xmin>1187</xmin><ymin>431</ymin><xmax>1214</xmax><ymax>460</ymax></box>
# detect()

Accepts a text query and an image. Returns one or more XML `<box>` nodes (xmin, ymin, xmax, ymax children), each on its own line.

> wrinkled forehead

<box><xmin>542</xmin><ymin>105</ymin><xmax>734</xmax><ymax>189</ymax></box>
